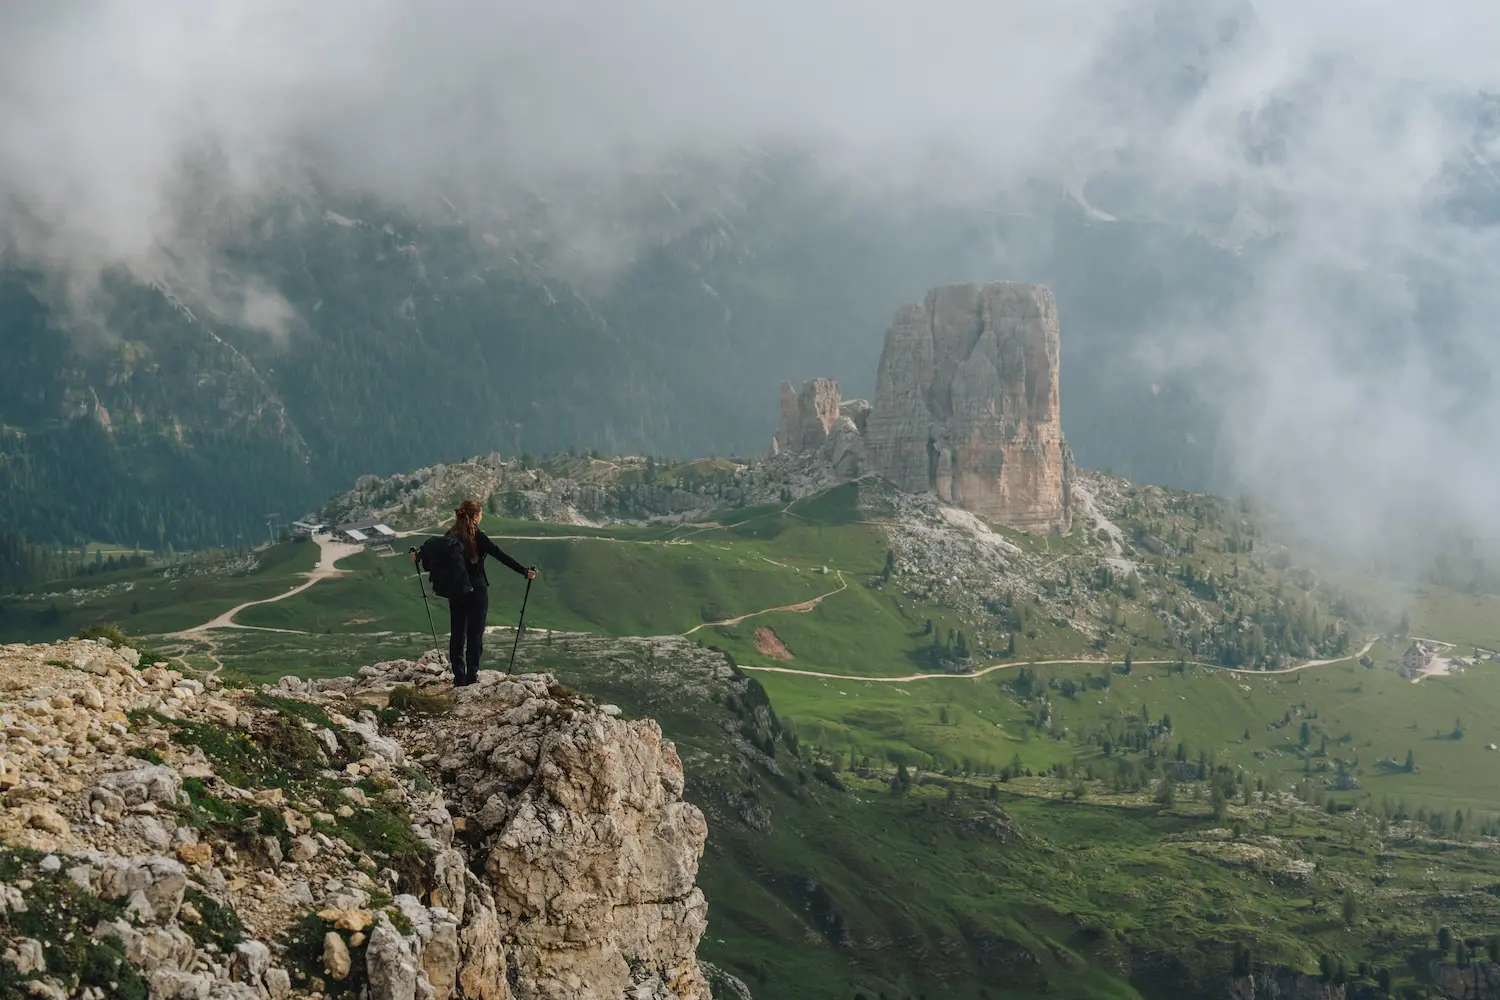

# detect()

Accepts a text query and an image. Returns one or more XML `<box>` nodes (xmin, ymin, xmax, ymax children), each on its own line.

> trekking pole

<box><xmin>411</xmin><ymin>548</ymin><xmax>440</xmax><ymax>652</ymax></box>
<box><xmin>507</xmin><ymin>570</ymin><xmax>535</xmax><ymax>673</ymax></box>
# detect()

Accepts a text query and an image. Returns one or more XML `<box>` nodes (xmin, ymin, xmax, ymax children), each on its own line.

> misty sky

<box><xmin>4</xmin><ymin>0</ymin><xmax>1500</xmax><ymax>555</ymax></box>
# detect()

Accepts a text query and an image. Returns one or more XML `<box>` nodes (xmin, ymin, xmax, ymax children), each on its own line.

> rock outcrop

<box><xmin>770</xmin><ymin>380</ymin><xmax>871</xmax><ymax>477</ymax></box>
<box><xmin>771</xmin><ymin>379</ymin><xmax>840</xmax><ymax>456</ymax></box>
<box><xmin>865</xmin><ymin>282</ymin><xmax>1072</xmax><ymax>533</ymax></box>
<box><xmin>0</xmin><ymin>637</ymin><xmax>713</xmax><ymax>1000</ymax></box>
<box><xmin>769</xmin><ymin>281</ymin><xmax>1073</xmax><ymax>533</ymax></box>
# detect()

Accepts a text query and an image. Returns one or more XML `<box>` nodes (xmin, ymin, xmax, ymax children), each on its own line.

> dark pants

<box><xmin>447</xmin><ymin>587</ymin><xmax>489</xmax><ymax>684</ymax></box>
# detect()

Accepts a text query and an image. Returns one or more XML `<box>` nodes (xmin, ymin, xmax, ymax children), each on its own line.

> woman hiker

<box><xmin>411</xmin><ymin>499</ymin><xmax>536</xmax><ymax>686</ymax></box>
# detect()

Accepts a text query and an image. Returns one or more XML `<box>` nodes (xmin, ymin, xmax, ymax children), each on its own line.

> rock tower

<box><xmin>772</xmin><ymin>281</ymin><xmax>1073</xmax><ymax>533</ymax></box>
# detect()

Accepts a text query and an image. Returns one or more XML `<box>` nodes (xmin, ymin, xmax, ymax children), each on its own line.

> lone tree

<box><xmin>1438</xmin><ymin>925</ymin><xmax>1454</xmax><ymax>955</ymax></box>
<box><xmin>1404</xmin><ymin>749</ymin><xmax>1416</xmax><ymax>773</ymax></box>
<box><xmin>1211</xmin><ymin>782</ymin><xmax>1229</xmax><ymax>822</ymax></box>
<box><xmin>1341</xmin><ymin>889</ymin><xmax>1358</xmax><ymax>927</ymax></box>
<box><xmin>1300</xmin><ymin>721</ymin><xmax>1312</xmax><ymax>747</ymax></box>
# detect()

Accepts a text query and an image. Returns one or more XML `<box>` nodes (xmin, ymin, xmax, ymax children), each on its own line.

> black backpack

<box><xmin>420</xmin><ymin>534</ymin><xmax>474</xmax><ymax>600</ymax></box>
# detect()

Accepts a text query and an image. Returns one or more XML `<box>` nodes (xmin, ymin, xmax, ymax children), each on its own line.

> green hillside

<box><xmin>10</xmin><ymin>474</ymin><xmax>1500</xmax><ymax>998</ymax></box>
<box><xmin>0</xmin><ymin>539</ymin><xmax>318</xmax><ymax>643</ymax></box>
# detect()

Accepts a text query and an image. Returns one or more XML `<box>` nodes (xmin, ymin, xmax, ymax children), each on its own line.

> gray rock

<box><xmin>87</xmin><ymin>856</ymin><xmax>187</xmax><ymax>922</ymax></box>
<box><xmin>701</xmin><ymin>961</ymin><xmax>754</xmax><ymax>1000</ymax></box>
<box><xmin>124</xmin><ymin>889</ymin><xmax>156</xmax><ymax>923</ymax></box>
<box><xmin>288</xmin><ymin>835</ymin><xmax>320</xmax><ymax>862</ymax></box>
<box><xmin>342</xmin><ymin>715</ymin><xmax>405</xmax><ymax>767</ymax></box>
<box><xmin>97</xmin><ymin>763</ymin><xmax>183</xmax><ymax>807</ymax></box>
<box><xmin>0</xmin><ymin>882</ymin><xmax>25</xmax><ymax>914</ymax></box>
<box><xmin>149</xmin><ymin>969</ymin><xmax>262</xmax><ymax>1000</ymax></box>
<box><xmin>229</xmin><ymin>940</ymin><xmax>270</xmax><ymax>985</ymax></box>
<box><xmin>88</xmin><ymin>787</ymin><xmax>127</xmax><ymax>819</ymax></box>
<box><xmin>22</xmin><ymin>979</ymin><xmax>65</xmax><ymax>1000</ymax></box>
<box><xmin>429</xmin><ymin>850</ymin><xmax>467</xmax><ymax>916</ymax></box>
<box><xmin>264</xmin><ymin>968</ymin><xmax>291</xmax><ymax>999</ymax></box>
<box><xmin>123</xmin><ymin>814</ymin><xmax>174</xmax><ymax>852</ymax></box>
<box><xmin>366</xmin><ymin>913</ymin><xmax>418</xmax><ymax>1000</ymax></box>
<box><xmin>93</xmin><ymin>918</ymin><xmax>195</xmax><ymax>973</ymax></box>
<box><xmin>9</xmin><ymin>937</ymin><xmax>44</xmax><ymax>974</ymax></box>
<box><xmin>421</xmin><ymin>915</ymin><xmax>461</xmax><ymax>1000</ymax></box>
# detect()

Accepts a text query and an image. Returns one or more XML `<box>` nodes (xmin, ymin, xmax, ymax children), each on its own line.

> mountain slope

<box><xmin>0</xmin><ymin>170</ymin><xmax>1251</xmax><ymax>550</ymax></box>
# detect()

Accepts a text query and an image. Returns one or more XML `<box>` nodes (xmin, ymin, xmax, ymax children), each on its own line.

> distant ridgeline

<box><xmin>0</xmin><ymin>172</ymin><xmax>1256</xmax><ymax>550</ymax></box>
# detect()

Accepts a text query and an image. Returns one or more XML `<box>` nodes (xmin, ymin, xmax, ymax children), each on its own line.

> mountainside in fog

<box><xmin>6</xmin><ymin>0</ymin><xmax>1500</xmax><ymax>554</ymax></box>
<box><xmin>0</xmin><ymin>167</ymin><xmax>1249</xmax><ymax>549</ymax></box>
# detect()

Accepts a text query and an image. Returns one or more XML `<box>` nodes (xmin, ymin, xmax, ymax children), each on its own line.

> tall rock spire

<box><xmin>864</xmin><ymin>282</ymin><xmax>1072</xmax><ymax>533</ymax></box>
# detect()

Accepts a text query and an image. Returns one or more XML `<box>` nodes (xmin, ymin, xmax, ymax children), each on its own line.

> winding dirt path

<box><xmin>739</xmin><ymin>637</ymin><xmax>1378</xmax><ymax>685</ymax></box>
<box><xmin>491</xmin><ymin>535</ymin><xmax>692</xmax><ymax>546</ymax></box>
<box><xmin>682</xmin><ymin>571</ymin><xmax>848</xmax><ymax>636</ymax></box>
<box><xmin>166</xmin><ymin>533</ymin><xmax>365</xmax><ymax>638</ymax></box>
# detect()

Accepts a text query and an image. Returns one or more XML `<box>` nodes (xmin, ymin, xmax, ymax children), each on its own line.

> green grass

<box><xmin>201</xmin><ymin>631</ymin><xmax>439</xmax><ymax>686</ymax></box>
<box><xmin>0</xmin><ymin>539</ymin><xmax>319</xmax><ymax>643</ymax></box>
<box><xmin>36</xmin><ymin>474</ymin><xmax>1500</xmax><ymax>999</ymax></box>
<box><xmin>1408</xmin><ymin>587</ymin><xmax>1500</xmax><ymax>651</ymax></box>
<box><xmin>757</xmin><ymin>651</ymin><xmax>1500</xmax><ymax>817</ymax></box>
<box><xmin>237</xmin><ymin>490</ymin><xmax>897</xmax><ymax>644</ymax></box>
<box><xmin>0</xmin><ymin>847</ymin><xmax>149</xmax><ymax>999</ymax></box>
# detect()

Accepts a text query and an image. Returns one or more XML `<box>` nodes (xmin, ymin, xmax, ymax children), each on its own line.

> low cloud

<box><xmin>2</xmin><ymin>0</ymin><xmax>1499</xmax><ymax>560</ymax></box>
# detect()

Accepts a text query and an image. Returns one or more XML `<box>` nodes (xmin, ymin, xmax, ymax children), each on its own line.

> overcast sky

<box><xmin>3</xmin><ymin>0</ymin><xmax>1500</xmax><ymax>561</ymax></box>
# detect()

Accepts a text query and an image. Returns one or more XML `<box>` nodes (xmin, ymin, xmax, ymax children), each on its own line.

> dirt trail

<box><xmin>681</xmin><ymin>572</ymin><xmax>847</xmax><ymax>636</ymax></box>
<box><xmin>740</xmin><ymin>637</ymin><xmax>1379</xmax><ymax>685</ymax></box>
<box><xmin>166</xmin><ymin>533</ymin><xmax>365</xmax><ymax>638</ymax></box>
<box><xmin>492</xmin><ymin>535</ymin><xmax>692</xmax><ymax>546</ymax></box>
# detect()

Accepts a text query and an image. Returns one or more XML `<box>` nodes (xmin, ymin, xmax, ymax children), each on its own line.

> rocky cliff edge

<box><xmin>0</xmin><ymin>637</ymin><xmax>712</xmax><ymax>1000</ymax></box>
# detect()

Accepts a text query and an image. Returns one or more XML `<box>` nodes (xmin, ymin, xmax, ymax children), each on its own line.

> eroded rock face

<box><xmin>305</xmin><ymin>656</ymin><xmax>714</xmax><ymax>1000</ymax></box>
<box><xmin>0</xmin><ymin>640</ymin><xmax>714</xmax><ymax>1000</ymax></box>
<box><xmin>770</xmin><ymin>379</ymin><xmax>871</xmax><ymax>477</ymax></box>
<box><xmin>865</xmin><ymin>282</ymin><xmax>1073</xmax><ymax>533</ymax></box>
<box><xmin>767</xmin><ymin>282</ymin><xmax>1072</xmax><ymax>532</ymax></box>
<box><xmin>771</xmin><ymin>378</ymin><xmax>843</xmax><ymax>456</ymax></box>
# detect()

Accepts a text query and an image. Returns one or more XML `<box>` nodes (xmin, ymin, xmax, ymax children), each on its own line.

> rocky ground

<box><xmin>318</xmin><ymin>450</ymin><xmax>853</xmax><ymax>533</ymax></box>
<box><xmin>0</xmin><ymin>637</ymin><xmax>716</xmax><ymax>1000</ymax></box>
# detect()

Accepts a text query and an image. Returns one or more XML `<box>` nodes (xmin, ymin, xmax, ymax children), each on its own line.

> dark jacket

<box><xmin>465</xmin><ymin>529</ymin><xmax>528</xmax><ymax>589</ymax></box>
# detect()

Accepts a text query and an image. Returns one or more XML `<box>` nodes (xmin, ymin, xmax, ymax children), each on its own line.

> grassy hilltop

<box><xmin>6</xmin><ymin>462</ymin><xmax>1500</xmax><ymax>998</ymax></box>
